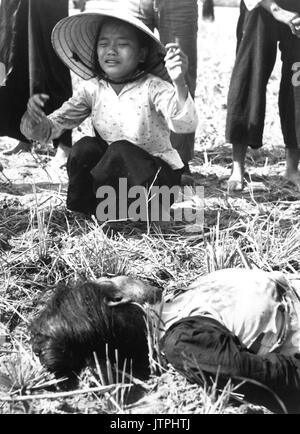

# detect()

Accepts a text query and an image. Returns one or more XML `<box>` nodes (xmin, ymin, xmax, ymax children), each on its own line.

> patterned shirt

<box><xmin>21</xmin><ymin>74</ymin><xmax>198</xmax><ymax>170</ymax></box>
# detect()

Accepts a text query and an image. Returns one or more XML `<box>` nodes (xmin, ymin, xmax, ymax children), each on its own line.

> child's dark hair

<box><xmin>93</xmin><ymin>17</ymin><xmax>152</xmax><ymax>80</ymax></box>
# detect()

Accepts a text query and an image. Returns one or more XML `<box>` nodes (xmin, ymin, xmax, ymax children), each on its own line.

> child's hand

<box><xmin>164</xmin><ymin>43</ymin><xmax>188</xmax><ymax>84</ymax></box>
<box><xmin>27</xmin><ymin>94</ymin><xmax>50</xmax><ymax>123</ymax></box>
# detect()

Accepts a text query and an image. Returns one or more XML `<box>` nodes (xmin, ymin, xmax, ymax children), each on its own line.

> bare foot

<box><xmin>3</xmin><ymin>141</ymin><xmax>32</xmax><ymax>155</ymax></box>
<box><xmin>285</xmin><ymin>171</ymin><xmax>300</xmax><ymax>190</ymax></box>
<box><xmin>227</xmin><ymin>173</ymin><xmax>244</xmax><ymax>192</ymax></box>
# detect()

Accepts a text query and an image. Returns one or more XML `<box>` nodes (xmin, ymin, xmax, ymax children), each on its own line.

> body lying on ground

<box><xmin>30</xmin><ymin>268</ymin><xmax>300</xmax><ymax>413</ymax></box>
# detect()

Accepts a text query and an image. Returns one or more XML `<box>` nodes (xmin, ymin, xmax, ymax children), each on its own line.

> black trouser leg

<box><xmin>225</xmin><ymin>3</ymin><xmax>278</xmax><ymax>148</ymax></box>
<box><xmin>91</xmin><ymin>140</ymin><xmax>182</xmax><ymax>191</ymax></box>
<box><xmin>90</xmin><ymin>140</ymin><xmax>182</xmax><ymax>221</ymax></box>
<box><xmin>278</xmin><ymin>24</ymin><xmax>300</xmax><ymax>149</ymax></box>
<box><xmin>163</xmin><ymin>316</ymin><xmax>300</xmax><ymax>413</ymax></box>
<box><xmin>158</xmin><ymin>0</ymin><xmax>198</xmax><ymax>163</ymax></box>
<box><xmin>66</xmin><ymin>136</ymin><xmax>108</xmax><ymax>214</ymax></box>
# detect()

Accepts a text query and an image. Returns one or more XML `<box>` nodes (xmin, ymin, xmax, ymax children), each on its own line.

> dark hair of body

<box><xmin>30</xmin><ymin>280</ymin><xmax>159</xmax><ymax>384</ymax></box>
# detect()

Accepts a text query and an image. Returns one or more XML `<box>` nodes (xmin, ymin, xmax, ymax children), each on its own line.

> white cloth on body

<box><xmin>150</xmin><ymin>268</ymin><xmax>300</xmax><ymax>357</ymax></box>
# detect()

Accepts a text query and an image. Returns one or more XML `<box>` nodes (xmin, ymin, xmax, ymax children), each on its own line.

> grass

<box><xmin>1</xmin><ymin>194</ymin><xmax>298</xmax><ymax>414</ymax></box>
<box><xmin>1</xmin><ymin>5</ymin><xmax>300</xmax><ymax>414</ymax></box>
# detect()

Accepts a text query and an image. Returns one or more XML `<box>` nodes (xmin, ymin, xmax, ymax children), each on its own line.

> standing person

<box><xmin>84</xmin><ymin>0</ymin><xmax>199</xmax><ymax>183</ymax></box>
<box><xmin>202</xmin><ymin>0</ymin><xmax>215</xmax><ymax>21</ymax></box>
<box><xmin>157</xmin><ymin>0</ymin><xmax>198</xmax><ymax>181</ymax></box>
<box><xmin>0</xmin><ymin>0</ymin><xmax>72</xmax><ymax>167</ymax></box>
<box><xmin>225</xmin><ymin>0</ymin><xmax>300</xmax><ymax>191</ymax></box>
<box><xmin>20</xmin><ymin>8</ymin><xmax>198</xmax><ymax>217</ymax></box>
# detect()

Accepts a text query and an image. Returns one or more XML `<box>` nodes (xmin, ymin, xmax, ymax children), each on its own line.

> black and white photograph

<box><xmin>0</xmin><ymin>0</ymin><xmax>300</xmax><ymax>416</ymax></box>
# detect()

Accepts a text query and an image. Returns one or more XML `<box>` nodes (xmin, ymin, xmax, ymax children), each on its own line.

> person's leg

<box><xmin>66</xmin><ymin>136</ymin><xmax>108</xmax><ymax>214</ymax></box>
<box><xmin>285</xmin><ymin>148</ymin><xmax>300</xmax><ymax>188</ymax></box>
<box><xmin>29</xmin><ymin>0</ymin><xmax>71</xmax><ymax>97</ymax></box>
<box><xmin>228</xmin><ymin>143</ymin><xmax>249</xmax><ymax>191</ymax></box>
<box><xmin>91</xmin><ymin>141</ymin><xmax>182</xmax><ymax>221</ymax></box>
<box><xmin>29</xmin><ymin>0</ymin><xmax>73</xmax><ymax>165</ymax></box>
<box><xmin>202</xmin><ymin>0</ymin><xmax>215</xmax><ymax>22</ymax></box>
<box><xmin>0</xmin><ymin>0</ymin><xmax>32</xmax><ymax>154</ymax></box>
<box><xmin>226</xmin><ymin>3</ymin><xmax>278</xmax><ymax>191</ymax></box>
<box><xmin>163</xmin><ymin>316</ymin><xmax>300</xmax><ymax>413</ymax></box>
<box><xmin>158</xmin><ymin>0</ymin><xmax>198</xmax><ymax>168</ymax></box>
<box><xmin>278</xmin><ymin>24</ymin><xmax>300</xmax><ymax>189</ymax></box>
<box><xmin>2</xmin><ymin>0</ymin><xmax>72</xmax><ymax>156</ymax></box>
<box><xmin>91</xmin><ymin>141</ymin><xmax>181</xmax><ymax>190</ymax></box>
<box><xmin>0</xmin><ymin>0</ymin><xmax>31</xmax><ymax>145</ymax></box>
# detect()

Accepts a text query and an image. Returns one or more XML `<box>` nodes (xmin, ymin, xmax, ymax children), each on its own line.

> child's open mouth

<box><xmin>105</xmin><ymin>59</ymin><xmax>119</xmax><ymax>65</ymax></box>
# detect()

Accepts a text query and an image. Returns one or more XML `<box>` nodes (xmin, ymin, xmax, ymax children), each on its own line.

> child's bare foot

<box><xmin>285</xmin><ymin>171</ymin><xmax>300</xmax><ymax>190</ymax></box>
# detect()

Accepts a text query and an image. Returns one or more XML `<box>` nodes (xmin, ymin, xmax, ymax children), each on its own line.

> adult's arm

<box><xmin>244</xmin><ymin>0</ymin><xmax>300</xmax><ymax>36</ymax></box>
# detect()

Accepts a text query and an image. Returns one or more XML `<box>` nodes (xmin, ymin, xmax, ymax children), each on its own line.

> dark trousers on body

<box><xmin>66</xmin><ymin>136</ymin><xmax>182</xmax><ymax>215</ymax></box>
<box><xmin>163</xmin><ymin>315</ymin><xmax>300</xmax><ymax>413</ymax></box>
<box><xmin>225</xmin><ymin>1</ymin><xmax>300</xmax><ymax>149</ymax></box>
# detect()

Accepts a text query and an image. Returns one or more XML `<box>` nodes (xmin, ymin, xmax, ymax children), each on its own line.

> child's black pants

<box><xmin>66</xmin><ymin>136</ymin><xmax>182</xmax><ymax>215</ymax></box>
